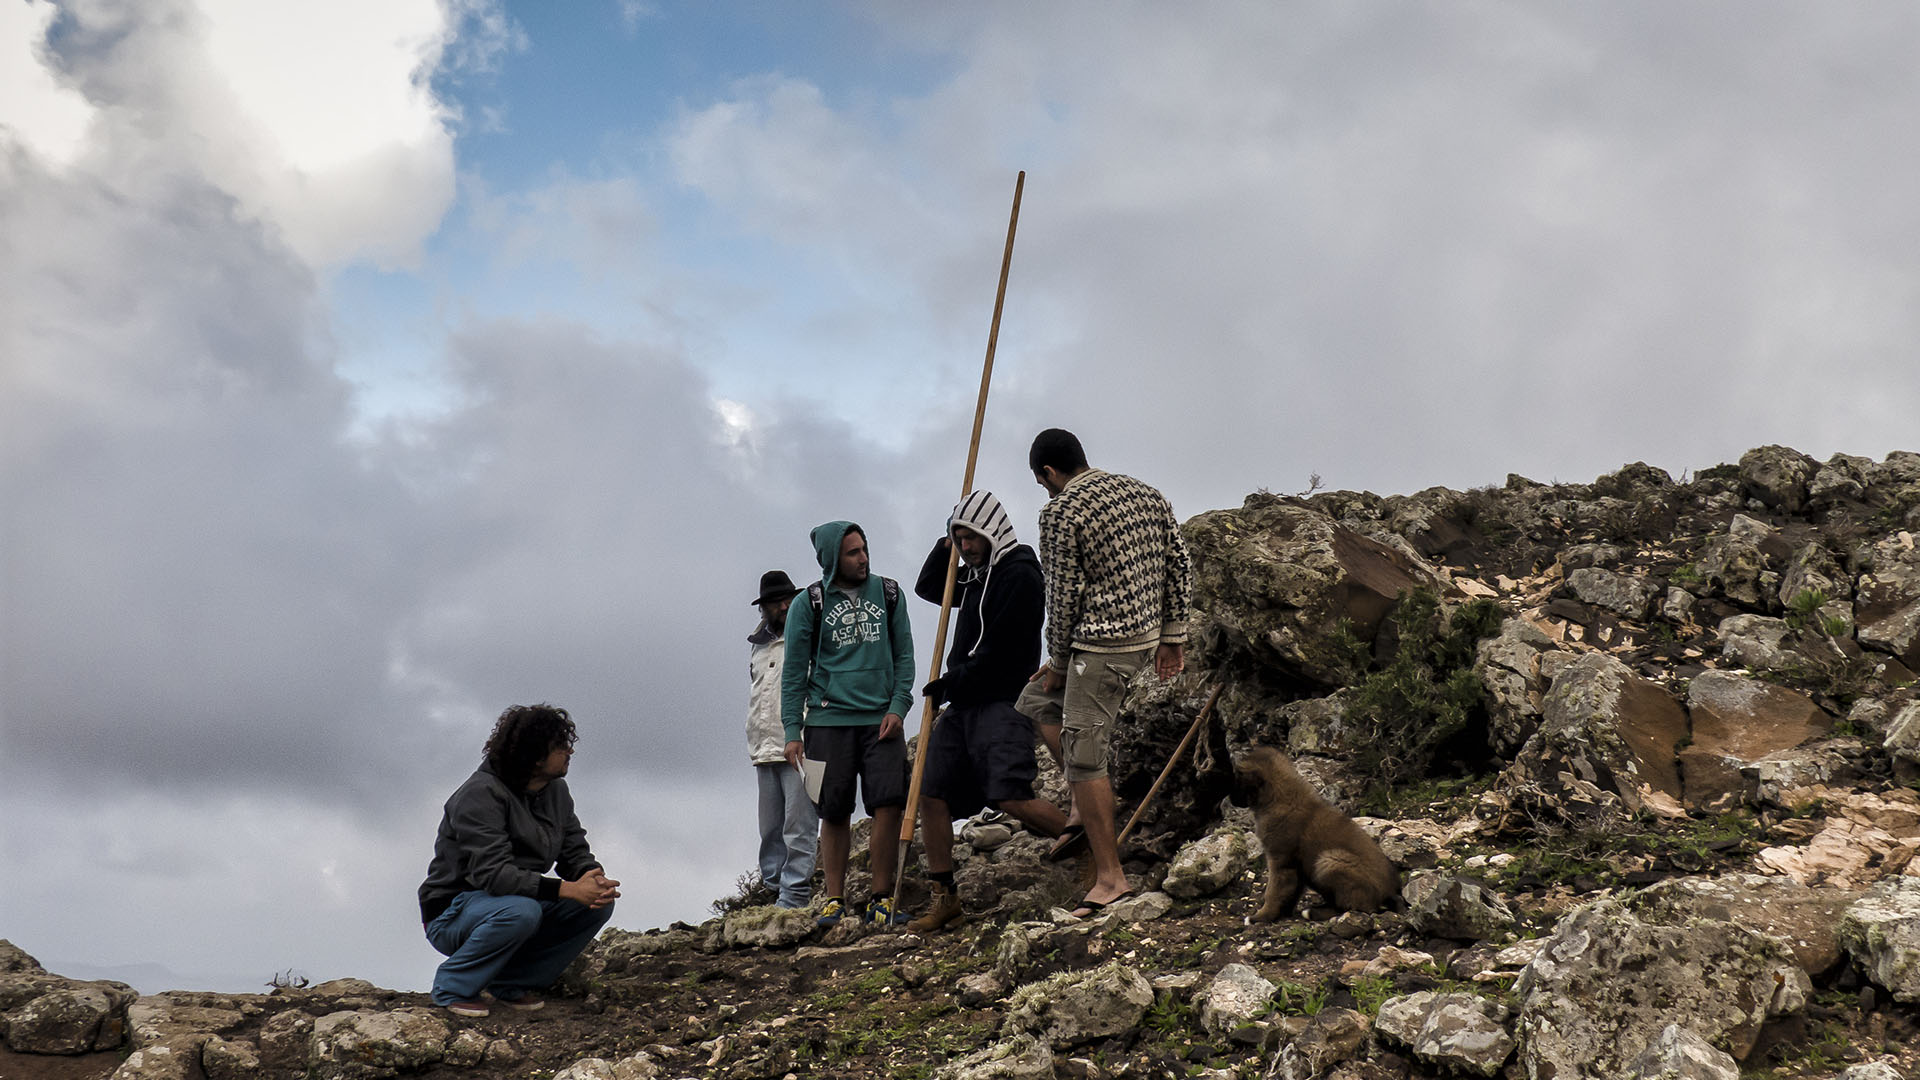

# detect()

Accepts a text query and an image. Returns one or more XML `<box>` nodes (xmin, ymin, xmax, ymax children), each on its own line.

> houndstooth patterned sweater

<box><xmin>1036</xmin><ymin>468</ymin><xmax>1194</xmax><ymax>670</ymax></box>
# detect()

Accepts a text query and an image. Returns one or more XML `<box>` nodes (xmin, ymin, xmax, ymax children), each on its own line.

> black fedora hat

<box><xmin>752</xmin><ymin>569</ymin><xmax>803</xmax><ymax>606</ymax></box>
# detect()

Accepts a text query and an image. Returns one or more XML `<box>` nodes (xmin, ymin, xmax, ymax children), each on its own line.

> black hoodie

<box><xmin>915</xmin><ymin>539</ymin><xmax>1044</xmax><ymax>707</ymax></box>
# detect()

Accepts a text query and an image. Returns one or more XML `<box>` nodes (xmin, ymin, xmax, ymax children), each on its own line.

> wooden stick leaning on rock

<box><xmin>1116</xmin><ymin>681</ymin><xmax>1226</xmax><ymax>848</ymax></box>
<box><xmin>895</xmin><ymin>170</ymin><xmax>1027</xmax><ymax>889</ymax></box>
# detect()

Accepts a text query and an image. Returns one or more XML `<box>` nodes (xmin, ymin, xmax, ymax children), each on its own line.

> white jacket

<box><xmin>747</xmin><ymin>627</ymin><xmax>788</xmax><ymax>764</ymax></box>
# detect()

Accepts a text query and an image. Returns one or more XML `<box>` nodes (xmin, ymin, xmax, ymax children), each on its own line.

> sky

<box><xmin>4</xmin><ymin>0</ymin><xmax>1920</xmax><ymax>993</ymax></box>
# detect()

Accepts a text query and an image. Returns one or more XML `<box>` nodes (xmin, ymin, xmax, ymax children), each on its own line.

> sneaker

<box><xmin>494</xmin><ymin>991</ymin><xmax>544</xmax><ymax>1011</ymax></box>
<box><xmin>815</xmin><ymin>896</ymin><xmax>846</xmax><ymax>927</ymax></box>
<box><xmin>906</xmin><ymin>883</ymin><xmax>964</xmax><ymax>933</ymax></box>
<box><xmin>444</xmin><ymin>1000</ymin><xmax>490</xmax><ymax>1018</ymax></box>
<box><xmin>865</xmin><ymin>895</ymin><xmax>910</xmax><ymax>926</ymax></box>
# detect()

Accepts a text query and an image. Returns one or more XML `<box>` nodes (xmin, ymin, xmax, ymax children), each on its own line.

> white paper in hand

<box><xmin>802</xmin><ymin>756</ymin><xmax>828</xmax><ymax>804</ymax></box>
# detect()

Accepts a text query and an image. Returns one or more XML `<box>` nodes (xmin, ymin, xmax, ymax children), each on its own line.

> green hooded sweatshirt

<box><xmin>780</xmin><ymin>521</ymin><xmax>915</xmax><ymax>742</ymax></box>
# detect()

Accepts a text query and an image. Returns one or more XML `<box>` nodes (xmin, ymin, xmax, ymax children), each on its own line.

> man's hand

<box><xmin>784</xmin><ymin>739</ymin><xmax>805</xmax><ymax>771</ymax></box>
<box><xmin>878</xmin><ymin>712</ymin><xmax>903</xmax><ymax>741</ymax></box>
<box><xmin>560</xmin><ymin>867</ymin><xmax>621</xmax><ymax>909</ymax></box>
<box><xmin>922</xmin><ymin>677</ymin><xmax>947</xmax><ymax>705</ymax></box>
<box><xmin>1155</xmin><ymin>642</ymin><xmax>1185</xmax><ymax>680</ymax></box>
<box><xmin>1029</xmin><ymin>664</ymin><xmax>1065</xmax><ymax>693</ymax></box>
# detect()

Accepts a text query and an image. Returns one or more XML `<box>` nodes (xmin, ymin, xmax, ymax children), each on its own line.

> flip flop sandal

<box><xmin>1046</xmin><ymin>825</ymin><xmax>1088</xmax><ymax>862</ymax></box>
<box><xmin>1070</xmin><ymin>890</ymin><xmax>1134</xmax><ymax>919</ymax></box>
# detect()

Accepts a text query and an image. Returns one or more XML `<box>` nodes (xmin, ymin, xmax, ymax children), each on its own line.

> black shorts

<box><xmin>921</xmin><ymin>700</ymin><xmax>1039</xmax><ymax>820</ymax></box>
<box><xmin>804</xmin><ymin>724</ymin><xmax>908</xmax><ymax>821</ymax></box>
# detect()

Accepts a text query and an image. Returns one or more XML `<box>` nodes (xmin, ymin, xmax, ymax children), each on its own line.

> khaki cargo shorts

<box><xmin>1014</xmin><ymin>647</ymin><xmax>1150</xmax><ymax>782</ymax></box>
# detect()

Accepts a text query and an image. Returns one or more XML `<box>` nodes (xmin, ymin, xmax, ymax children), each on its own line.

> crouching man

<box><xmin>910</xmin><ymin>491</ymin><xmax>1068</xmax><ymax>932</ymax></box>
<box><xmin>419</xmin><ymin>703</ymin><xmax>620</xmax><ymax>1017</ymax></box>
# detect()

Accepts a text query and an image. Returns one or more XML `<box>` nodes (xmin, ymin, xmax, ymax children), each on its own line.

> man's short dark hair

<box><xmin>484</xmin><ymin>703</ymin><xmax>577</xmax><ymax>790</ymax></box>
<box><xmin>1029</xmin><ymin>428</ymin><xmax>1088</xmax><ymax>475</ymax></box>
<box><xmin>843</xmin><ymin>523</ymin><xmax>865</xmax><ymax>543</ymax></box>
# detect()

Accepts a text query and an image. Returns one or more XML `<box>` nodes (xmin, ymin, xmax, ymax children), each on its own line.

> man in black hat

<box><xmin>747</xmin><ymin>570</ymin><xmax>818</xmax><ymax>908</ymax></box>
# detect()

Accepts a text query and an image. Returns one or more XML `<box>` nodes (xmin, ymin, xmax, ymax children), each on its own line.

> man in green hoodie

<box><xmin>781</xmin><ymin>521</ymin><xmax>916</xmax><ymax>926</ymax></box>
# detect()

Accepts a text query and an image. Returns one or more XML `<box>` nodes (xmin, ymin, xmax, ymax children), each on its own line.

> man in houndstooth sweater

<box><xmin>1015</xmin><ymin>428</ymin><xmax>1194</xmax><ymax>918</ymax></box>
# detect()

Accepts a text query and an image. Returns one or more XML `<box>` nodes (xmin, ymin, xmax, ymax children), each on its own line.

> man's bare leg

<box><xmin>869</xmin><ymin>805</ymin><xmax>903</xmax><ymax>896</ymax></box>
<box><xmin>920</xmin><ymin>798</ymin><xmax>954</xmax><ymax>875</ymax></box>
<box><xmin>995</xmin><ymin>797</ymin><xmax>1067</xmax><ymax>838</ymax></box>
<box><xmin>820</xmin><ymin>818</ymin><xmax>851</xmax><ymax>900</ymax></box>
<box><xmin>1070</xmin><ymin>776</ymin><xmax>1129</xmax><ymax>907</ymax></box>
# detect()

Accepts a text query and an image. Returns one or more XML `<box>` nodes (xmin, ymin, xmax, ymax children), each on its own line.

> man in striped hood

<box><xmin>908</xmin><ymin>491</ymin><xmax>1069</xmax><ymax>932</ymax></box>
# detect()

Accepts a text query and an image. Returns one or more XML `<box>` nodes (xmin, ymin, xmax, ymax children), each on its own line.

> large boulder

<box><xmin>1185</xmin><ymin>497</ymin><xmax>1446</xmax><ymax>686</ymax></box>
<box><xmin>1500</xmin><ymin>653</ymin><xmax>1686</xmax><ymax>821</ymax></box>
<box><xmin>1838</xmin><ymin>877</ymin><xmax>1920</xmax><ymax>1003</ymax></box>
<box><xmin>1513</xmin><ymin>893</ymin><xmax>1811</xmax><ymax>1080</ymax></box>
<box><xmin>1716</xmin><ymin>614</ymin><xmax>1851</xmax><ymax>680</ymax></box>
<box><xmin>1404</xmin><ymin>872</ymin><xmax>1517</xmax><ymax>942</ymax></box>
<box><xmin>1691</xmin><ymin>535</ymin><xmax>1767</xmax><ymax>609</ymax></box>
<box><xmin>1196</xmin><ymin>963</ymin><xmax>1276</xmax><ymax>1036</ymax></box>
<box><xmin>1855</xmin><ymin>535</ymin><xmax>1920</xmax><ymax>668</ymax></box>
<box><xmin>1002</xmin><ymin>961</ymin><xmax>1153</xmax><ymax>1049</ymax></box>
<box><xmin>1474</xmin><ymin>619</ymin><xmax>1557</xmax><ymax>754</ymax></box>
<box><xmin>719</xmin><ymin>905</ymin><xmax>818</xmax><ymax>948</ymax></box>
<box><xmin>1265</xmin><ymin>1007</ymin><xmax>1369</xmax><ymax>1080</ymax></box>
<box><xmin>1622</xmin><ymin>874</ymin><xmax>1862</xmax><ymax>975</ymax></box>
<box><xmin>1625</xmin><ymin>1023</ymin><xmax>1740</xmax><ymax>1080</ymax></box>
<box><xmin>1565</xmin><ymin>568</ymin><xmax>1659</xmax><ymax>621</ymax></box>
<box><xmin>1680</xmin><ymin>673</ymin><xmax>1832</xmax><ymax>810</ymax></box>
<box><xmin>1</xmin><ymin>976</ymin><xmax>138</xmax><ymax>1055</ymax></box>
<box><xmin>1739</xmin><ymin>445</ymin><xmax>1819</xmax><ymax>514</ymax></box>
<box><xmin>1373</xmin><ymin>991</ymin><xmax>1515</xmax><ymax>1077</ymax></box>
<box><xmin>1162</xmin><ymin>829</ymin><xmax>1255</xmax><ymax>901</ymax></box>
<box><xmin>308</xmin><ymin>1009</ymin><xmax>451</xmax><ymax>1080</ymax></box>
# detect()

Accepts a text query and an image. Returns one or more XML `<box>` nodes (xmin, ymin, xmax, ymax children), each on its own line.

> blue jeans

<box><xmin>423</xmin><ymin>891</ymin><xmax>613</xmax><ymax>1005</ymax></box>
<box><xmin>756</xmin><ymin>762</ymin><xmax>819</xmax><ymax>908</ymax></box>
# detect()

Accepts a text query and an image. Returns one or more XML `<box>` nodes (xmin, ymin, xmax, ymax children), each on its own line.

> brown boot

<box><xmin>907</xmin><ymin>882</ymin><xmax>964</xmax><ymax>933</ymax></box>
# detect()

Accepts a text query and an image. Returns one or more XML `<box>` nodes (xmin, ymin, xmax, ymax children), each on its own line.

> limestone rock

<box><xmin>1856</xmin><ymin>536</ymin><xmax>1920</xmax><ymax>666</ymax></box>
<box><xmin>2</xmin><ymin>979</ymin><xmax>138</xmax><ymax>1054</ymax></box>
<box><xmin>1163</xmin><ymin>828</ymin><xmax>1254</xmax><ymax>900</ymax></box>
<box><xmin>554</xmin><ymin>1051</ymin><xmax>661</xmax><ymax>1080</ymax></box>
<box><xmin>1779</xmin><ymin>542</ymin><xmax>1852</xmax><ymax>607</ymax></box>
<box><xmin>1567</xmin><ymin>567</ymin><xmax>1659</xmax><ymax>620</ymax></box>
<box><xmin>1373</xmin><ymin>991</ymin><xmax>1514</xmax><ymax>1077</ymax></box>
<box><xmin>1886</xmin><ymin>701</ymin><xmax>1920</xmax><ymax>767</ymax></box>
<box><xmin>1474</xmin><ymin>619</ymin><xmax>1556</xmax><ymax>754</ymax></box>
<box><xmin>1283</xmin><ymin>691</ymin><xmax>1360</xmax><ymax>757</ymax></box>
<box><xmin>1626</xmin><ymin>1023</ymin><xmax>1740</xmax><ymax>1080</ymax></box>
<box><xmin>109</xmin><ymin>1039</ymin><xmax>202</xmax><ymax>1080</ymax></box>
<box><xmin>1196</xmin><ymin>963</ymin><xmax>1276</xmax><ymax>1036</ymax></box>
<box><xmin>1186</xmin><ymin>498</ymin><xmax>1446</xmax><ymax>686</ymax></box>
<box><xmin>1839</xmin><ymin>877</ymin><xmax>1920</xmax><ymax>1003</ymax></box>
<box><xmin>1501</xmin><ymin>653</ymin><xmax>1685</xmax><ymax>822</ymax></box>
<box><xmin>309</xmin><ymin>1008</ymin><xmax>451</xmax><ymax>1080</ymax></box>
<box><xmin>1003</xmin><ymin>961</ymin><xmax>1154</xmax><ymax>1049</ymax></box>
<box><xmin>719</xmin><ymin>905</ymin><xmax>818</xmax><ymax>948</ymax></box>
<box><xmin>1836</xmin><ymin>1062</ymin><xmax>1904</xmax><ymax>1080</ymax></box>
<box><xmin>1716</xmin><ymin>614</ymin><xmax>1850</xmax><ymax>680</ymax></box>
<box><xmin>1513</xmin><ymin>893</ymin><xmax>1811</xmax><ymax>1080</ymax></box>
<box><xmin>128</xmin><ymin>995</ymin><xmax>246</xmax><ymax>1048</ymax></box>
<box><xmin>1692</xmin><ymin>535</ymin><xmax>1767</xmax><ymax>608</ymax></box>
<box><xmin>0</xmin><ymin>942</ymin><xmax>44</xmax><ymax>975</ymax></box>
<box><xmin>935</xmin><ymin>1033</ymin><xmax>1055</xmax><ymax>1080</ymax></box>
<box><xmin>1101</xmin><ymin>891</ymin><xmax>1174</xmax><ymax>923</ymax></box>
<box><xmin>1754</xmin><ymin>789</ymin><xmax>1920</xmax><ymax>888</ymax></box>
<box><xmin>1264</xmin><ymin>1007</ymin><xmax>1369</xmax><ymax>1080</ymax></box>
<box><xmin>256</xmin><ymin>1009</ymin><xmax>314</xmax><ymax>1071</ymax></box>
<box><xmin>442</xmin><ymin>1029</ymin><xmax>488</xmax><ymax>1068</ymax></box>
<box><xmin>1403</xmin><ymin>871</ymin><xmax>1516</xmax><ymax>942</ymax></box>
<box><xmin>1680</xmin><ymin>672</ymin><xmax>1832</xmax><ymax>810</ymax></box>
<box><xmin>1740</xmin><ymin>445</ymin><xmax>1819</xmax><ymax>514</ymax></box>
<box><xmin>1809</xmin><ymin>454</ymin><xmax>1872</xmax><ymax>508</ymax></box>
<box><xmin>200</xmin><ymin>1035</ymin><xmax>263</xmax><ymax>1080</ymax></box>
<box><xmin>1622</xmin><ymin>874</ymin><xmax>1861</xmax><ymax>975</ymax></box>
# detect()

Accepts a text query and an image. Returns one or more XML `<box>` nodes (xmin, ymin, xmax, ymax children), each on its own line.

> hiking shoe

<box><xmin>815</xmin><ymin>896</ymin><xmax>846</xmax><ymax>927</ymax></box>
<box><xmin>865</xmin><ymin>895</ymin><xmax>910</xmax><ymax>926</ymax></box>
<box><xmin>494</xmin><ymin>991</ymin><xmax>544</xmax><ymax>1011</ymax></box>
<box><xmin>906</xmin><ymin>883</ymin><xmax>964</xmax><ymax>933</ymax></box>
<box><xmin>444</xmin><ymin>1000</ymin><xmax>490</xmax><ymax>1018</ymax></box>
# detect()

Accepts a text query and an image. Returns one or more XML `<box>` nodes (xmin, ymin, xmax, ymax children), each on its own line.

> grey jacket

<box><xmin>418</xmin><ymin>762</ymin><xmax>599</xmax><ymax>923</ymax></box>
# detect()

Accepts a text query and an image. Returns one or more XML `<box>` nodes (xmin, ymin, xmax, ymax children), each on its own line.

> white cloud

<box><xmin>0</xmin><ymin>0</ymin><xmax>97</xmax><ymax>168</ymax></box>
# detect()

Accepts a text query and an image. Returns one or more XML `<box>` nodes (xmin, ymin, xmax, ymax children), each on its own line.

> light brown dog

<box><xmin>1232</xmin><ymin>746</ymin><xmax>1400</xmax><ymax>920</ymax></box>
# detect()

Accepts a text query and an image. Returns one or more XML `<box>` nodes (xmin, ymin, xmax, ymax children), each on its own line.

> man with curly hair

<box><xmin>419</xmin><ymin>704</ymin><xmax>620</xmax><ymax>1017</ymax></box>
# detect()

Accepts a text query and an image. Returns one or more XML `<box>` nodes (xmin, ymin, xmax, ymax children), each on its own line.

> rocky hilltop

<box><xmin>8</xmin><ymin>445</ymin><xmax>1920</xmax><ymax>1080</ymax></box>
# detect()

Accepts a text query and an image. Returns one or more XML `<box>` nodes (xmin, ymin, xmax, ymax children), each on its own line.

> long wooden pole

<box><xmin>896</xmin><ymin>171</ymin><xmax>1026</xmax><ymax>881</ymax></box>
<box><xmin>1116</xmin><ymin>682</ymin><xmax>1225</xmax><ymax>847</ymax></box>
